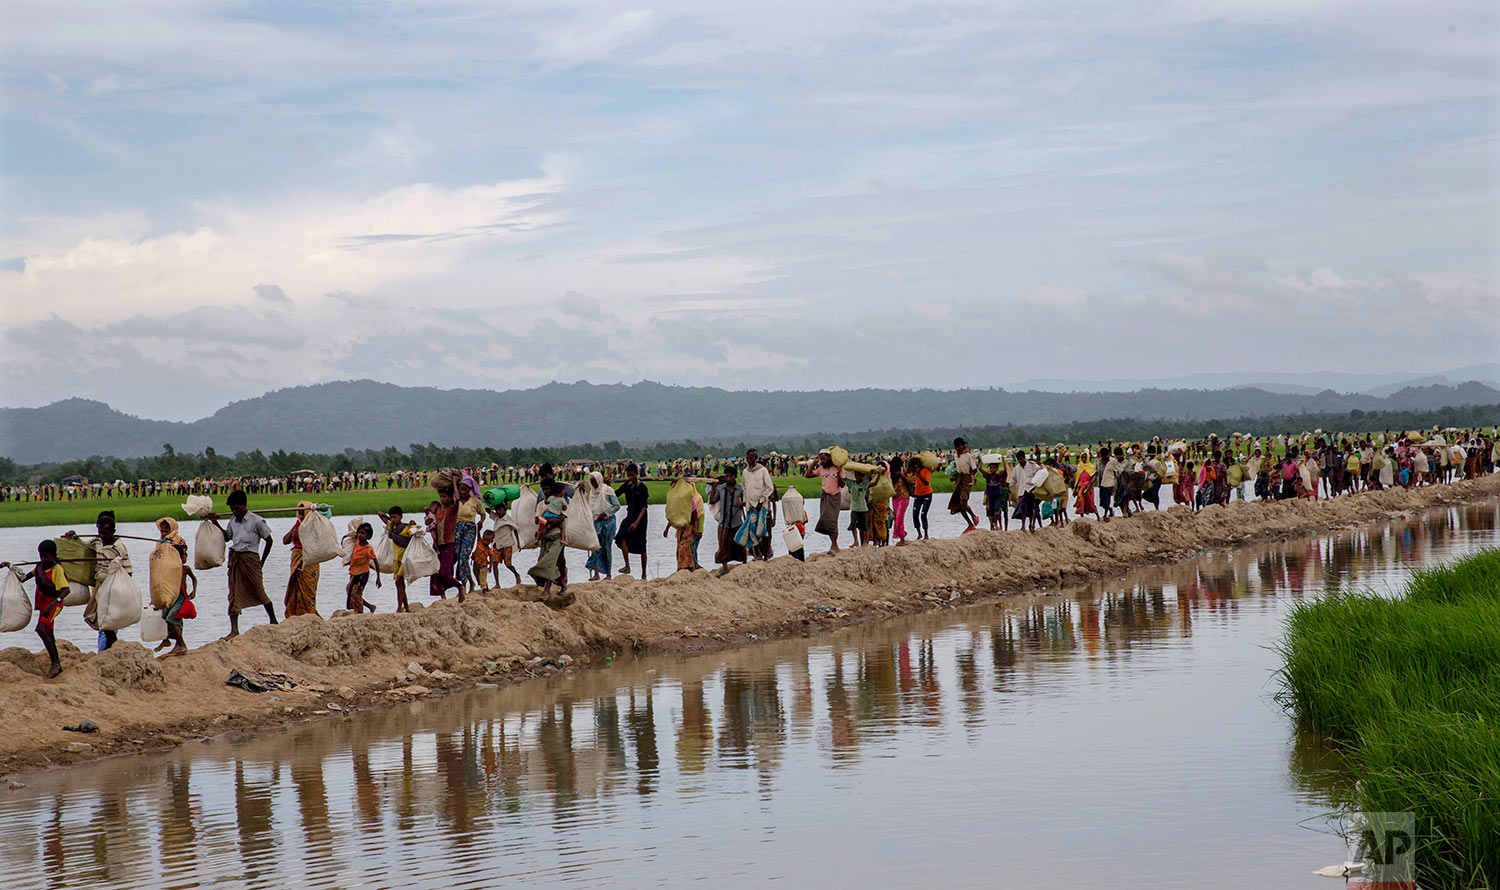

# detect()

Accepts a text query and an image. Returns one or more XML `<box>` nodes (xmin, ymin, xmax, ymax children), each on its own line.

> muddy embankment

<box><xmin>3</xmin><ymin>474</ymin><xmax>1498</xmax><ymax>776</ymax></box>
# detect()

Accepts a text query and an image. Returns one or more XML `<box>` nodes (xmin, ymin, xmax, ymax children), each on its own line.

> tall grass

<box><xmin>1277</xmin><ymin>548</ymin><xmax>1500</xmax><ymax>889</ymax></box>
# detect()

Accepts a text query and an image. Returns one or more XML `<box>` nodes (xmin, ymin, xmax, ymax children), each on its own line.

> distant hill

<box><xmin>1004</xmin><ymin>364</ymin><xmax>1500</xmax><ymax>395</ymax></box>
<box><xmin>3</xmin><ymin>379</ymin><xmax>1499</xmax><ymax>465</ymax></box>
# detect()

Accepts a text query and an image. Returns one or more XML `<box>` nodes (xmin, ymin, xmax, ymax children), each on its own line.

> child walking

<box><xmin>488</xmin><ymin>503</ymin><xmax>522</xmax><ymax>587</ymax></box>
<box><xmin>153</xmin><ymin>517</ymin><xmax>197</xmax><ymax>657</ymax></box>
<box><xmin>472</xmin><ymin>529</ymin><xmax>496</xmax><ymax>591</ymax></box>
<box><xmin>346</xmin><ymin>522</ymin><xmax>381</xmax><ymax>613</ymax></box>
<box><xmin>377</xmin><ymin>506</ymin><xmax>414</xmax><ymax>612</ymax></box>
<box><xmin>2</xmin><ymin>540</ymin><xmax>69</xmax><ymax>677</ymax></box>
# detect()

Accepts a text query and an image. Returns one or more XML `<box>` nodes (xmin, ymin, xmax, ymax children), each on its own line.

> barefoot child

<box><xmin>2</xmin><ymin>541</ymin><xmax>68</xmax><ymax>677</ymax></box>
<box><xmin>153</xmin><ymin>517</ymin><xmax>197</xmax><ymax>657</ymax></box>
<box><xmin>472</xmin><ymin>529</ymin><xmax>495</xmax><ymax>591</ymax></box>
<box><xmin>983</xmin><ymin>459</ymin><xmax>1009</xmax><ymax>530</ymax></box>
<box><xmin>377</xmin><ymin>507</ymin><xmax>414</xmax><ymax>612</ymax></box>
<box><xmin>345</xmin><ymin>522</ymin><xmax>381</xmax><ymax>613</ymax></box>
<box><xmin>487</xmin><ymin>503</ymin><xmax>522</xmax><ymax>588</ymax></box>
<box><xmin>949</xmin><ymin>437</ymin><xmax>980</xmax><ymax>532</ymax></box>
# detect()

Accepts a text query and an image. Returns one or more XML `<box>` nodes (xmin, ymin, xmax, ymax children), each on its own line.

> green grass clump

<box><xmin>1278</xmin><ymin>547</ymin><xmax>1500</xmax><ymax>889</ymax></box>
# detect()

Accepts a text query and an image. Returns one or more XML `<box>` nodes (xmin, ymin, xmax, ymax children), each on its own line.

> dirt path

<box><xmin>3</xmin><ymin>475</ymin><xmax>1497</xmax><ymax>777</ymax></box>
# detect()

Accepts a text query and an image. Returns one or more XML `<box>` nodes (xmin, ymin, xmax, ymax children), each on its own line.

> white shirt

<box><xmin>954</xmin><ymin>452</ymin><xmax>978</xmax><ymax>477</ymax></box>
<box><xmin>742</xmin><ymin>463</ymin><xmax>775</xmax><ymax>508</ymax></box>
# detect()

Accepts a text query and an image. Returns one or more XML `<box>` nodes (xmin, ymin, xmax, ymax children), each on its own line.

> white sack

<box><xmin>64</xmin><ymin>581</ymin><xmax>91</xmax><ymax>607</ymax></box>
<box><xmin>194</xmin><ymin>521</ymin><xmax>226</xmax><ymax>570</ymax></box>
<box><xmin>401</xmin><ymin>531</ymin><xmax>440</xmax><ymax>580</ymax></box>
<box><xmin>96</xmin><ymin>560</ymin><xmax>143</xmax><ymax>631</ymax></box>
<box><xmin>297</xmin><ymin>510</ymin><xmax>342</xmax><ymax>566</ymax></box>
<box><xmin>182</xmin><ymin>495</ymin><xmax>214</xmax><ymax>518</ymax></box>
<box><xmin>513</xmin><ymin>488</ymin><xmax>539</xmax><ymax>550</ymax></box>
<box><xmin>0</xmin><ymin>568</ymin><xmax>31</xmax><ymax>633</ymax></box>
<box><xmin>373</xmin><ymin>535</ymin><xmax>396</xmax><ymax>573</ymax></box>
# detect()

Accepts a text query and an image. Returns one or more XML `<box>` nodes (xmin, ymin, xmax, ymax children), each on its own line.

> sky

<box><xmin>1</xmin><ymin>0</ymin><xmax>1497</xmax><ymax>420</ymax></box>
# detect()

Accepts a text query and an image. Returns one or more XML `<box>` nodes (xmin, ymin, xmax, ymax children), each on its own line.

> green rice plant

<box><xmin>1276</xmin><ymin>547</ymin><xmax>1500</xmax><ymax>889</ymax></box>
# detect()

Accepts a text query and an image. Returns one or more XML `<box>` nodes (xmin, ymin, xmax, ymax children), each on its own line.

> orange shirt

<box><xmin>349</xmin><ymin>541</ymin><xmax>376</xmax><ymax>576</ymax></box>
<box><xmin>472</xmin><ymin>542</ymin><xmax>493</xmax><ymax>569</ymax></box>
<box><xmin>913</xmin><ymin>467</ymin><xmax>933</xmax><ymax>497</ymax></box>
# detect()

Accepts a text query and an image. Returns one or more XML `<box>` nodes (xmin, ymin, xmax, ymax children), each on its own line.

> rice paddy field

<box><xmin>0</xmin><ymin>476</ymin><xmax>959</xmax><ymax>529</ymax></box>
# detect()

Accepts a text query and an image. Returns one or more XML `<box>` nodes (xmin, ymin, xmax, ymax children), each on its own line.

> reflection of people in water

<box><xmin>234</xmin><ymin>760</ymin><xmax>276</xmax><ymax>880</ymax></box>
<box><xmin>678</xmin><ymin>680</ymin><xmax>712</xmax><ymax>775</ymax></box>
<box><xmin>160</xmin><ymin>762</ymin><xmax>199</xmax><ymax>884</ymax></box>
<box><xmin>826</xmin><ymin>651</ymin><xmax>858</xmax><ymax>759</ymax></box>
<box><xmin>627</xmin><ymin>688</ymin><xmax>659</xmax><ymax>796</ymax></box>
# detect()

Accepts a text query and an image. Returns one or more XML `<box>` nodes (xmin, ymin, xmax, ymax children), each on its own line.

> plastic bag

<box><xmin>182</xmin><ymin>495</ymin><xmax>214</xmax><ymax>517</ymax></box>
<box><xmin>564</xmin><ymin>488</ymin><xmax>600</xmax><ymax>551</ymax></box>
<box><xmin>374</xmin><ymin>534</ymin><xmax>395</xmax><ymax>573</ymax></box>
<box><xmin>194</xmin><ymin>521</ymin><xmax>226</xmax><ymax>570</ymax></box>
<box><xmin>179</xmin><ymin>596</ymin><xmax>197</xmax><ymax>620</ymax></box>
<box><xmin>839</xmin><ymin>488</ymin><xmax>851</xmax><ymax>511</ymax></box>
<box><xmin>149</xmin><ymin>541</ymin><xmax>183</xmax><ymax>611</ymax></box>
<box><xmin>55</xmin><ymin>537</ymin><xmax>98</xmax><ymax>586</ymax></box>
<box><xmin>827</xmin><ymin>446</ymin><xmax>850</xmax><ymax>468</ymax></box>
<box><xmin>513</xmin><ymin>488</ymin><xmax>539</xmax><ymax>550</ymax></box>
<box><xmin>781</xmin><ymin>487</ymin><xmax>807</xmax><ymax>525</ymax></box>
<box><xmin>869</xmin><ymin>472</ymin><xmax>894</xmax><ymax>501</ymax></box>
<box><xmin>665</xmin><ymin>479</ymin><xmax>697</xmax><ymax>529</ymax></box>
<box><xmin>96</xmin><ymin>560</ymin><xmax>143</xmax><ymax>631</ymax></box>
<box><xmin>0</xmin><ymin>568</ymin><xmax>31</xmax><ymax>632</ymax></box>
<box><xmin>64</xmin><ymin>581</ymin><xmax>91</xmax><ymax>607</ymax></box>
<box><xmin>139</xmin><ymin>608</ymin><xmax>167</xmax><ymax>643</ymax></box>
<box><xmin>917</xmin><ymin>451</ymin><xmax>942</xmax><ymax>470</ymax></box>
<box><xmin>401</xmin><ymin>530</ymin><xmax>440</xmax><ymax>580</ymax></box>
<box><xmin>843</xmin><ymin>460</ymin><xmax>876</xmax><ymax>476</ymax></box>
<box><xmin>783</xmin><ymin>525</ymin><xmax>804</xmax><ymax>553</ymax></box>
<box><xmin>297</xmin><ymin>510</ymin><xmax>342</xmax><ymax>566</ymax></box>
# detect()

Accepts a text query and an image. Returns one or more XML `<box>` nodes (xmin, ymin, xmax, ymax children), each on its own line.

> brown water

<box><xmin>2</xmin><ymin>504</ymin><xmax>1496</xmax><ymax>889</ymax></box>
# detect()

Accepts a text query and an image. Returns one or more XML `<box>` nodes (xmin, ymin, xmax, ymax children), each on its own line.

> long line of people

<box><xmin>4</xmin><ymin>427</ymin><xmax>1496</xmax><ymax>677</ymax></box>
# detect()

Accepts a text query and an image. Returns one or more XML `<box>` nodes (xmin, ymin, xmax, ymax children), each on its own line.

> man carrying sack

<box><xmin>210</xmin><ymin>489</ymin><xmax>277</xmax><ymax>639</ymax></box>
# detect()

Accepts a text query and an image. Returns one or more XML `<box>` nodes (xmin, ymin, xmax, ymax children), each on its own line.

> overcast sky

<box><xmin>2</xmin><ymin>0</ymin><xmax>1497</xmax><ymax>420</ymax></box>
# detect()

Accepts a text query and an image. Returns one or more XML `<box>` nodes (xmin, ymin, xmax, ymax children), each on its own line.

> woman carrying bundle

<box><xmin>281</xmin><ymin>501</ymin><xmax>322</xmax><ymax>618</ymax></box>
<box><xmin>585</xmin><ymin>471</ymin><xmax>621</xmax><ymax>581</ymax></box>
<box><xmin>455</xmin><ymin>475</ymin><xmax>485</xmax><ymax>597</ymax></box>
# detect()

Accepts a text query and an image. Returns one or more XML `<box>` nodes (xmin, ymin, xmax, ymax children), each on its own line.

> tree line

<box><xmin>4</xmin><ymin>403</ymin><xmax>1497</xmax><ymax>487</ymax></box>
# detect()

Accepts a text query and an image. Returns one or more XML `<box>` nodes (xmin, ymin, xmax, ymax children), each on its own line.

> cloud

<box><xmin>0</xmin><ymin>0</ymin><xmax>1495</xmax><ymax>417</ymax></box>
<box><xmin>253</xmin><ymin>284</ymin><xmax>290</xmax><ymax>304</ymax></box>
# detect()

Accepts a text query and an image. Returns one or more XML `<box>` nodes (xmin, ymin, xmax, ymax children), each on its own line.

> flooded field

<box><xmin>1</xmin><ymin>502</ymin><xmax>1495</xmax><ymax>889</ymax></box>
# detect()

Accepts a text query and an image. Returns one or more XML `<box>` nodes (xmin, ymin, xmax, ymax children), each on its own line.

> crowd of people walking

<box><xmin>3</xmin><ymin>426</ymin><xmax>1496</xmax><ymax>675</ymax></box>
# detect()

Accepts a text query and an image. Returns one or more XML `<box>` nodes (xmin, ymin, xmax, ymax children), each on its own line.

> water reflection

<box><xmin>2</xmin><ymin>504</ymin><xmax>1496</xmax><ymax>890</ymax></box>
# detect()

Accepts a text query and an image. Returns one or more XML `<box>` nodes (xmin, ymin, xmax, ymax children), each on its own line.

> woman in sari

<box><xmin>282</xmin><ymin>501</ymin><xmax>321</xmax><ymax>618</ymax></box>
<box><xmin>1074</xmin><ymin>456</ymin><xmax>1096</xmax><ymax>518</ymax></box>
<box><xmin>154</xmin><ymin>517</ymin><xmax>197</xmax><ymax>656</ymax></box>
<box><xmin>585</xmin><ymin>471</ymin><xmax>621</xmax><ymax>580</ymax></box>
<box><xmin>868</xmin><ymin>466</ymin><xmax>890</xmax><ymax>546</ymax></box>
<box><xmin>669</xmin><ymin>488</ymin><xmax>702</xmax><ymax>572</ymax></box>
